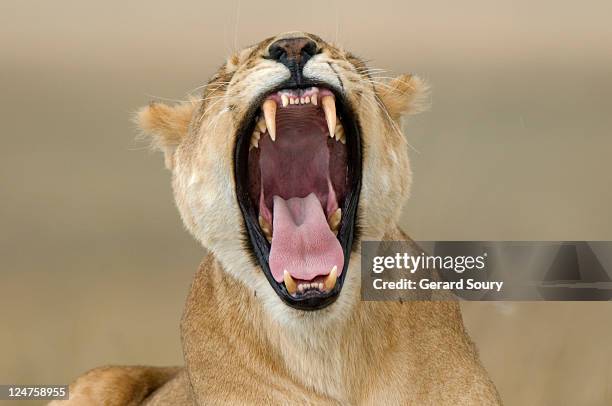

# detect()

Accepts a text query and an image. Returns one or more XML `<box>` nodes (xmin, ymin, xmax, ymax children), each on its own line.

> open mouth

<box><xmin>234</xmin><ymin>84</ymin><xmax>361</xmax><ymax>310</ymax></box>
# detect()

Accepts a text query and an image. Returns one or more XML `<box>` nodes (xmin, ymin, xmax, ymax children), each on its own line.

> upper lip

<box><xmin>234</xmin><ymin>80</ymin><xmax>362</xmax><ymax>311</ymax></box>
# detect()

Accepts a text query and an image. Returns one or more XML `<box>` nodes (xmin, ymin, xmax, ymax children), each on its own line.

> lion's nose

<box><xmin>268</xmin><ymin>37</ymin><xmax>317</xmax><ymax>73</ymax></box>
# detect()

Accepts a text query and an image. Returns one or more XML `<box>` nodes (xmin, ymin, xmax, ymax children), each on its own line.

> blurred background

<box><xmin>1</xmin><ymin>1</ymin><xmax>611</xmax><ymax>405</ymax></box>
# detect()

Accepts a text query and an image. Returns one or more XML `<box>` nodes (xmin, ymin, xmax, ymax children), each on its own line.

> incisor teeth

<box><xmin>324</xmin><ymin>266</ymin><xmax>338</xmax><ymax>291</ymax></box>
<box><xmin>262</xmin><ymin>99</ymin><xmax>276</xmax><ymax>141</ymax></box>
<box><xmin>321</xmin><ymin>95</ymin><xmax>336</xmax><ymax>138</ymax></box>
<box><xmin>328</xmin><ymin>208</ymin><xmax>341</xmax><ymax>233</ymax></box>
<box><xmin>284</xmin><ymin>270</ymin><xmax>297</xmax><ymax>295</ymax></box>
<box><xmin>300</xmin><ymin>97</ymin><xmax>305</xmax><ymax>104</ymax></box>
<box><xmin>258</xmin><ymin>215</ymin><xmax>272</xmax><ymax>242</ymax></box>
<box><xmin>311</xmin><ymin>94</ymin><xmax>318</xmax><ymax>106</ymax></box>
<box><xmin>304</xmin><ymin>96</ymin><xmax>310</xmax><ymax>104</ymax></box>
<box><xmin>281</xmin><ymin>94</ymin><xmax>289</xmax><ymax>107</ymax></box>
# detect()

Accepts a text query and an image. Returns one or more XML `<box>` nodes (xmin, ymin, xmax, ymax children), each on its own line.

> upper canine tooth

<box><xmin>257</xmin><ymin>117</ymin><xmax>267</xmax><ymax>133</ymax></box>
<box><xmin>281</xmin><ymin>94</ymin><xmax>289</xmax><ymax>107</ymax></box>
<box><xmin>324</xmin><ymin>266</ymin><xmax>338</xmax><ymax>291</ymax></box>
<box><xmin>284</xmin><ymin>270</ymin><xmax>297</xmax><ymax>295</ymax></box>
<box><xmin>311</xmin><ymin>93</ymin><xmax>318</xmax><ymax>106</ymax></box>
<box><xmin>321</xmin><ymin>95</ymin><xmax>336</xmax><ymax>138</ymax></box>
<box><xmin>262</xmin><ymin>99</ymin><xmax>276</xmax><ymax>141</ymax></box>
<box><xmin>328</xmin><ymin>208</ymin><xmax>341</xmax><ymax>233</ymax></box>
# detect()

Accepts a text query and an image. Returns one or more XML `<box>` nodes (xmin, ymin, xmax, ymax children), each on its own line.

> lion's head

<box><xmin>137</xmin><ymin>31</ymin><xmax>425</xmax><ymax>324</ymax></box>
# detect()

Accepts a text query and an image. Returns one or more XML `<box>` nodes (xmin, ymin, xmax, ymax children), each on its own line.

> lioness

<box><xmin>54</xmin><ymin>32</ymin><xmax>501</xmax><ymax>405</ymax></box>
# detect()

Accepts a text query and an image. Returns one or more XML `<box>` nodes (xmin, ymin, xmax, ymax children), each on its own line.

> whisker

<box><xmin>375</xmin><ymin>95</ymin><xmax>420</xmax><ymax>154</ymax></box>
<box><xmin>192</xmin><ymin>94</ymin><xmax>228</xmax><ymax>104</ymax></box>
<box><xmin>143</xmin><ymin>94</ymin><xmax>191</xmax><ymax>103</ymax></box>
<box><xmin>356</xmin><ymin>67</ymin><xmax>387</xmax><ymax>72</ymax></box>
<box><xmin>189</xmin><ymin>81</ymin><xmax>231</xmax><ymax>94</ymax></box>
<box><xmin>201</xmin><ymin>96</ymin><xmax>228</xmax><ymax>118</ymax></box>
<box><xmin>206</xmin><ymin>106</ymin><xmax>229</xmax><ymax>131</ymax></box>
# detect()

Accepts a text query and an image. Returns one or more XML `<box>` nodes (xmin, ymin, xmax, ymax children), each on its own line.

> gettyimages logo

<box><xmin>371</xmin><ymin>251</ymin><xmax>487</xmax><ymax>274</ymax></box>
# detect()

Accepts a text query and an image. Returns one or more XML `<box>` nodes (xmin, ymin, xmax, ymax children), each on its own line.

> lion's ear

<box><xmin>375</xmin><ymin>74</ymin><xmax>428</xmax><ymax>121</ymax></box>
<box><xmin>135</xmin><ymin>100</ymin><xmax>196</xmax><ymax>169</ymax></box>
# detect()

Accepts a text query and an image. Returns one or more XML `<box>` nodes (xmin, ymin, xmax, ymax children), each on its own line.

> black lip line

<box><xmin>234</xmin><ymin>78</ymin><xmax>362</xmax><ymax>311</ymax></box>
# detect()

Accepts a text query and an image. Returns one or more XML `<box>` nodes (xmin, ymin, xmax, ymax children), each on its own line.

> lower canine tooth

<box><xmin>284</xmin><ymin>270</ymin><xmax>297</xmax><ymax>295</ymax></box>
<box><xmin>322</xmin><ymin>95</ymin><xmax>336</xmax><ymax>138</ymax></box>
<box><xmin>324</xmin><ymin>266</ymin><xmax>338</xmax><ymax>291</ymax></box>
<box><xmin>262</xmin><ymin>100</ymin><xmax>276</xmax><ymax>141</ymax></box>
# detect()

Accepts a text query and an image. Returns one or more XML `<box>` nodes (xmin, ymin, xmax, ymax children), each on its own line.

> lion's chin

<box><xmin>235</xmin><ymin>83</ymin><xmax>362</xmax><ymax>311</ymax></box>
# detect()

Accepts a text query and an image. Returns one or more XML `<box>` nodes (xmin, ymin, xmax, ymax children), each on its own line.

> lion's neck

<box><xmin>262</xmin><ymin>297</ymin><xmax>401</xmax><ymax>402</ymax></box>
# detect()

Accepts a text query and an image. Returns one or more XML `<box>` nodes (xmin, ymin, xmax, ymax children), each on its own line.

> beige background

<box><xmin>1</xmin><ymin>1</ymin><xmax>611</xmax><ymax>405</ymax></box>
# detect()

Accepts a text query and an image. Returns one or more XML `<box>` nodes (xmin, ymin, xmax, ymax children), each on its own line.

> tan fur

<box><xmin>49</xmin><ymin>366</ymin><xmax>180</xmax><ymax>406</ymax></box>
<box><xmin>135</xmin><ymin>100</ymin><xmax>196</xmax><ymax>169</ymax></box>
<box><xmin>375</xmin><ymin>74</ymin><xmax>429</xmax><ymax>121</ymax></box>
<box><xmin>55</xmin><ymin>32</ymin><xmax>500</xmax><ymax>405</ymax></box>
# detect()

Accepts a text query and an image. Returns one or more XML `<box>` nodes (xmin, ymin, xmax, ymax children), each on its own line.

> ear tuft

<box><xmin>375</xmin><ymin>74</ymin><xmax>429</xmax><ymax>121</ymax></box>
<box><xmin>135</xmin><ymin>100</ymin><xmax>196</xmax><ymax>169</ymax></box>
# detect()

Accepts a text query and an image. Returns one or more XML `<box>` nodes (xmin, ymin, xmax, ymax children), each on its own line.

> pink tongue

<box><xmin>269</xmin><ymin>193</ymin><xmax>344</xmax><ymax>282</ymax></box>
